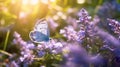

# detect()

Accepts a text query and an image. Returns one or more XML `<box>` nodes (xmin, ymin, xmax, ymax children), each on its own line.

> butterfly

<box><xmin>29</xmin><ymin>19</ymin><xmax>50</xmax><ymax>43</ymax></box>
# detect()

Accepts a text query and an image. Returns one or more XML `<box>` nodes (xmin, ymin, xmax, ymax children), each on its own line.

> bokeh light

<box><xmin>22</xmin><ymin>0</ymin><xmax>29</xmax><ymax>5</ymax></box>
<box><xmin>50</xmin><ymin>0</ymin><xmax>56</xmax><ymax>2</ymax></box>
<box><xmin>77</xmin><ymin>0</ymin><xmax>85</xmax><ymax>4</ymax></box>
<box><xmin>41</xmin><ymin>0</ymin><xmax>49</xmax><ymax>4</ymax></box>
<box><xmin>19</xmin><ymin>12</ymin><xmax>27</xmax><ymax>19</ymax></box>
<box><xmin>30</xmin><ymin>0</ymin><xmax>39</xmax><ymax>5</ymax></box>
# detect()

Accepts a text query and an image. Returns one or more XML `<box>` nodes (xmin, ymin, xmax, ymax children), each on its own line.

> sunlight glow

<box><xmin>50</xmin><ymin>0</ymin><xmax>56</xmax><ymax>2</ymax></box>
<box><xmin>19</xmin><ymin>12</ymin><xmax>26</xmax><ymax>18</ymax></box>
<box><xmin>41</xmin><ymin>0</ymin><xmax>49</xmax><ymax>4</ymax></box>
<box><xmin>53</xmin><ymin>15</ymin><xmax>59</xmax><ymax>20</ymax></box>
<box><xmin>11</xmin><ymin>0</ymin><xmax>16</xmax><ymax>4</ymax></box>
<box><xmin>30</xmin><ymin>0</ymin><xmax>39</xmax><ymax>5</ymax></box>
<box><xmin>57</xmin><ymin>12</ymin><xmax>67</xmax><ymax>20</ymax></box>
<box><xmin>0</xmin><ymin>19</ymin><xmax>5</xmax><ymax>25</ymax></box>
<box><xmin>22</xmin><ymin>0</ymin><xmax>39</xmax><ymax>5</ymax></box>
<box><xmin>77</xmin><ymin>0</ymin><xmax>85</xmax><ymax>4</ymax></box>
<box><xmin>22</xmin><ymin>0</ymin><xmax>29</xmax><ymax>5</ymax></box>
<box><xmin>57</xmin><ymin>12</ymin><xmax>63</xmax><ymax>17</ymax></box>
<box><xmin>61</xmin><ymin>15</ymin><xmax>67</xmax><ymax>20</ymax></box>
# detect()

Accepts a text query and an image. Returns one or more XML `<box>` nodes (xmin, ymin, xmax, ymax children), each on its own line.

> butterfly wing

<box><xmin>29</xmin><ymin>19</ymin><xmax>50</xmax><ymax>43</ymax></box>
<box><xmin>29</xmin><ymin>31</ymin><xmax>49</xmax><ymax>43</ymax></box>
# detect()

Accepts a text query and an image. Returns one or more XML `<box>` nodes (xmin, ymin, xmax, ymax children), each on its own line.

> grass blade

<box><xmin>3</xmin><ymin>30</ymin><xmax>10</xmax><ymax>51</ymax></box>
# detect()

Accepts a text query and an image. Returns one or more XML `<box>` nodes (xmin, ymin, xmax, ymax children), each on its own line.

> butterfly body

<box><xmin>29</xmin><ymin>19</ymin><xmax>49</xmax><ymax>43</ymax></box>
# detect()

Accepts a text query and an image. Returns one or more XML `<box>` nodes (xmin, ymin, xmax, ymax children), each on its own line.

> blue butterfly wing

<box><xmin>30</xmin><ymin>31</ymin><xmax>49</xmax><ymax>43</ymax></box>
<box><xmin>29</xmin><ymin>19</ymin><xmax>50</xmax><ymax>43</ymax></box>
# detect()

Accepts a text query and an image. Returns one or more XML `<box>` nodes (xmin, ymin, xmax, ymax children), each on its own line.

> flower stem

<box><xmin>4</xmin><ymin>30</ymin><xmax>10</xmax><ymax>51</ymax></box>
<box><xmin>0</xmin><ymin>50</ymin><xmax>12</xmax><ymax>57</ymax></box>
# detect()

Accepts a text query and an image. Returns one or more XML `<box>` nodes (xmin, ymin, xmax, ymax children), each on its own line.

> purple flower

<box><xmin>107</xmin><ymin>18</ymin><xmax>120</xmax><ymax>38</ymax></box>
<box><xmin>13</xmin><ymin>32</ymin><xmax>35</xmax><ymax>64</ymax></box>
<box><xmin>6</xmin><ymin>61</ymin><xmax>19</xmax><ymax>67</ymax></box>
<box><xmin>78</xmin><ymin>8</ymin><xmax>91</xmax><ymax>24</ymax></box>
<box><xmin>62</xmin><ymin>44</ymin><xmax>104</xmax><ymax>67</ymax></box>
<box><xmin>13</xmin><ymin>31</ymin><xmax>21</xmax><ymax>38</ymax></box>
<box><xmin>38</xmin><ymin>50</ymin><xmax>46</xmax><ymax>57</ymax></box>
<box><xmin>53</xmin><ymin>42</ymin><xmax>63</xmax><ymax>48</ymax></box>
<box><xmin>60</xmin><ymin>26</ymin><xmax>78</xmax><ymax>41</ymax></box>
<box><xmin>77</xmin><ymin>28</ymin><xmax>85</xmax><ymax>42</ymax></box>
<box><xmin>26</xmin><ymin>42</ymin><xmax>35</xmax><ymax>49</ymax></box>
<box><xmin>95</xmin><ymin>27</ymin><xmax>120</xmax><ymax>47</ymax></box>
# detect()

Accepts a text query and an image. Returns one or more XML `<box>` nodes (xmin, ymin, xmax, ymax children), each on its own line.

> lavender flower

<box><xmin>95</xmin><ymin>27</ymin><xmax>120</xmax><ymax>47</ymax></box>
<box><xmin>6</xmin><ymin>61</ymin><xmax>19</xmax><ymax>67</ymax></box>
<box><xmin>13</xmin><ymin>32</ymin><xmax>35</xmax><ymax>64</ymax></box>
<box><xmin>60</xmin><ymin>9</ymin><xmax>100</xmax><ymax>44</ymax></box>
<box><xmin>62</xmin><ymin>44</ymin><xmax>103</xmax><ymax>67</ymax></box>
<box><xmin>77</xmin><ymin>28</ymin><xmax>85</xmax><ymax>42</ymax></box>
<box><xmin>60</xmin><ymin>26</ymin><xmax>78</xmax><ymax>41</ymax></box>
<box><xmin>62</xmin><ymin>44</ymin><xmax>89</xmax><ymax>67</ymax></box>
<box><xmin>37</xmin><ymin>50</ymin><xmax>46</xmax><ymax>57</ymax></box>
<box><xmin>107</xmin><ymin>18</ymin><xmax>120</xmax><ymax>39</ymax></box>
<box><xmin>77</xmin><ymin>9</ymin><xmax>99</xmax><ymax>43</ymax></box>
<box><xmin>32</xmin><ymin>38</ymin><xmax>64</xmax><ymax>58</ymax></box>
<box><xmin>77</xmin><ymin>8</ymin><xmax>91</xmax><ymax>24</ymax></box>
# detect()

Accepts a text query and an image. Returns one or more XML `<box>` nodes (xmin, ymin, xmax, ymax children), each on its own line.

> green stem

<box><xmin>33</xmin><ymin>58</ymin><xmax>44</xmax><ymax>61</ymax></box>
<box><xmin>4</xmin><ymin>30</ymin><xmax>10</xmax><ymax>51</ymax></box>
<box><xmin>0</xmin><ymin>50</ymin><xmax>12</xmax><ymax>57</ymax></box>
